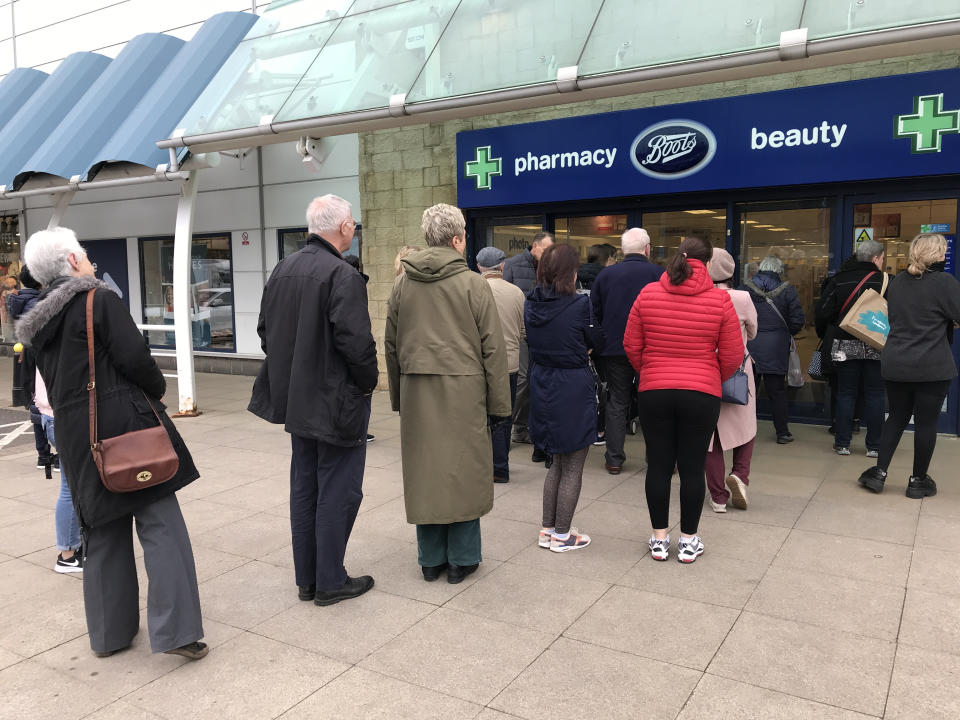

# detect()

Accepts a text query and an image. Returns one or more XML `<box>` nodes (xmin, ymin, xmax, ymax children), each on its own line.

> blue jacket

<box><xmin>502</xmin><ymin>249</ymin><xmax>537</xmax><ymax>294</ymax></box>
<box><xmin>742</xmin><ymin>271</ymin><xmax>805</xmax><ymax>375</ymax></box>
<box><xmin>5</xmin><ymin>287</ymin><xmax>40</xmax><ymax>320</ymax></box>
<box><xmin>591</xmin><ymin>254</ymin><xmax>665</xmax><ymax>356</ymax></box>
<box><xmin>525</xmin><ymin>289</ymin><xmax>605</xmax><ymax>454</ymax></box>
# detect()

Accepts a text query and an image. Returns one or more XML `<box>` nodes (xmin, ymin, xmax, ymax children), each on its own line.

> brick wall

<box><xmin>360</xmin><ymin>51</ymin><xmax>960</xmax><ymax>388</ymax></box>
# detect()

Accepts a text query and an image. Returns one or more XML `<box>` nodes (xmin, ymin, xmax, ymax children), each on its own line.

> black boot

<box><xmin>421</xmin><ymin>563</ymin><xmax>447</xmax><ymax>582</ymax></box>
<box><xmin>858</xmin><ymin>466</ymin><xmax>886</xmax><ymax>493</ymax></box>
<box><xmin>906</xmin><ymin>474</ymin><xmax>937</xmax><ymax>499</ymax></box>
<box><xmin>446</xmin><ymin>563</ymin><xmax>478</xmax><ymax>584</ymax></box>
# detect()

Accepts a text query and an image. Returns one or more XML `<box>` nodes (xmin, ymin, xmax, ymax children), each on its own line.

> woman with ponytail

<box><xmin>858</xmin><ymin>233</ymin><xmax>960</xmax><ymax>498</ymax></box>
<box><xmin>623</xmin><ymin>236</ymin><xmax>742</xmax><ymax>563</ymax></box>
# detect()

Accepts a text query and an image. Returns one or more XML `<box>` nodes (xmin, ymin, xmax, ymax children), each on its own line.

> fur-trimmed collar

<box><xmin>15</xmin><ymin>275</ymin><xmax>113</xmax><ymax>347</ymax></box>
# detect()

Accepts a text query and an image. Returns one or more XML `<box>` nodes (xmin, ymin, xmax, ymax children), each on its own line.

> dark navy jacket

<box><xmin>502</xmin><ymin>249</ymin><xmax>538</xmax><ymax>294</ymax></box>
<box><xmin>591</xmin><ymin>254</ymin><xmax>665</xmax><ymax>356</ymax></box>
<box><xmin>5</xmin><ymin>287</ymin><xmax>40</xmax><ymax>320</ymax></box>
<box><xmin>743</xmin><ymin>271</ymin><xmax>805</xmax><ymax>375</ymax></box>
<box><xmin>525</xmin><ymin>289</ymin><xmax>605</xmax><ymax>454</ymax></box>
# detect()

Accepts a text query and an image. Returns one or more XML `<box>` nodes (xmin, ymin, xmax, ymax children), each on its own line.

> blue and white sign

<box><xmin>457</xmin><ymin>69</ymin><xmax>960</xmax><ymax>208</ymax></box>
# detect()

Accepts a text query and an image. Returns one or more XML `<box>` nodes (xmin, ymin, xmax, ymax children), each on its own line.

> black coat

<box><xmin>591</xmin><ymin>254</ymin><xmax>665</xmax><ymax>357</ymax></box>
<box><xmin>249</xmin><ymin>234</ymin><xmax>378</xmax><ymax>445</ymax></box>
<box><xmin>15</xmin><ymin>275</ymin><xmax>198</xmax><ymax>530</ymax></box>
<box><xmin>502</xmin><ymin>249</ymin><xmax>538</xmax><ymax>294</ymax></box>
<box><xmin>577</xmin><ymin>262</ymin><xmax>604</xmax><ymax>291</ymax></box>
<box><xmin>815</xmin><ymin>258</ymin><xmax>890</xmax><ymax>341</ymax></box>
<box><xmin>743</xmin><ymin>271</ymin><xmax>805</xmax><ymax>374</ymax></box>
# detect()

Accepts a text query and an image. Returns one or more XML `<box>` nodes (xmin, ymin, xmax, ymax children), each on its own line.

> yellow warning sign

<box><xmin>854</xmin><ymin>227</ymin><xmax>874</xmax><ymax>248</ymax></box>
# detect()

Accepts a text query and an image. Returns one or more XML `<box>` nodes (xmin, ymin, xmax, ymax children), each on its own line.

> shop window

<box><xmin>0</xmin><ymin>215</ymin><xmax>22</xmax><ymax>344</ymax></box>
<box><xmin>554</xmin><ymin>215</ymin><xmax>627</xmax><ymax>261</ymax></box>
<box><xmin>139</xmin><ymin>234</ymin><xmax>235</xmax><ymax>351</ymax></box>
<box><xmin>474</xmin><ymin>216</ymin><xmax>544</xmax><ymax>258</ymax></box>
<box><xmin>278</xmin><ymin>225</ymin><xmax>362</xmax><ymax>262</ymax></box>
<box><xmin>642</xmin><ymin>209</ymin><xmax>726</xmax><ymax>264</ymax></box>
<box><xmin>852</xmin><ymin>200</ymin><xmax>958</xmax><ymax>275</ymax></box>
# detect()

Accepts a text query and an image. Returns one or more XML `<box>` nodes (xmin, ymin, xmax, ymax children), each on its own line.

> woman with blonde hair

<box><xmin>394</xmin><ymin>245</ymin><xmax>418</xmax><ymax>277</ymax></box>
<box><xmin>859</xmin><ymin>233</ymin><xmax>960</xmax><ymax>498</ymax></box>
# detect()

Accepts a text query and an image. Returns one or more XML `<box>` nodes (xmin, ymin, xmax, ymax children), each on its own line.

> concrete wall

<box><xmin>358</xmin><ymin>50</ymin><xmax>960</xmax><ymax>387</ymax></box>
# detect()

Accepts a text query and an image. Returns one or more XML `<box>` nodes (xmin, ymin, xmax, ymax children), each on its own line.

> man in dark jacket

<box><xmin>591</xmin><ymin>228</ymin><xmax>664</xmax><ymax>473</ymax></box>
<box><xmin>815</xmin><ymin>240</ymin><xmax>888</xmax><ymax>456</ymax></box>
<box><xmin>743</xmin><ymin>256</ymin><xmax>806</xmax><ymax>443</ymax></box>
<box><xmin>503</xmin><ymin>231</ymin><xmax>553</xmax><ymax>456</ymax></box>
<box><xmin>249</xmin><ymin>194</ymin><xmax>378</xmax><ymax>607</ymax></box>
<box><xmin>578</xmin><ymin>243</ymin><xmax>616</xmax><ymax>291</ymax></box>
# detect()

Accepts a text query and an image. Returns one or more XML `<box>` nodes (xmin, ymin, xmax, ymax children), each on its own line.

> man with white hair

<box><xmin>249</xmin><ymin>194</ymin><xmax>378</xmax><ymax>607</ymax></box>
<box><xmin>590</xmin><ymin>227</ymin><xmax>664</xmax><ymax>474</ymax></box>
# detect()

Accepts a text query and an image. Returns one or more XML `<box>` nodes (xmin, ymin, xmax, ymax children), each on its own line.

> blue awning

<box><xmin>0</xmin><ymin>68</ymin><xmax>48</xmax><ymax>128</ymax></box>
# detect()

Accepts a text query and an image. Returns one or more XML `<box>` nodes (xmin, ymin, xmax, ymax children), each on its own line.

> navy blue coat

<box><xmin>742</xmin><ymin>271</ymin><xmax>805</xmax><ymax>375</ymax></box>
<box><xmin>591</xmin><ymin>255</ymin><xmax>665</xmax><ymax>357</ymax></box>
<box><xmin>525</xmin><ymin>289</ymin><xmax>605</xmax><ymax>454</ymax></box>
<box><xmin>5</xmin><ymin>287</ymin><xmax>40</xmax><ymax>319</ymax></box>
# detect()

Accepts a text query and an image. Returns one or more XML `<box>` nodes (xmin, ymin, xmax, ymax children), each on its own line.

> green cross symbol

<box><xmin>464</xmin><ymin>145</ymin><xmax>502</xmax><ymax>190</ymax></box>
<box><xmin>894</xmin><ymin>93</ymin><xmax>960</xmax><ymax>153</ymax></box>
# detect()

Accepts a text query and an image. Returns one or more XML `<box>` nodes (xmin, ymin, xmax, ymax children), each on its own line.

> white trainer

<box><xmin>649</xmin><ymin>535</ymin><xmax>670</xmax><ymax>561</ymax></box>
<box><xmin>677</xmin><ymin>535</ymin><xmax>704</xmax><ymax>563</ymax></box>
<box><xmin>725</xmin><ymin>473</ymin><xmax>748</xmax><ymax>510</ymax></box>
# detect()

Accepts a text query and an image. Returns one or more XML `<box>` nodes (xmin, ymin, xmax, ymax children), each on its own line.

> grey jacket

<box><xmin>502</xmin><ymin>249</ymin><xmax>537</xmax><ymax>294</ymax></box>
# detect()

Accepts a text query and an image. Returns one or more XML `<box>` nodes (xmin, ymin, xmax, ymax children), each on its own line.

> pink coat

<box><xmin>709</xmin><ymin>286</ymin><xmax>758</xmax><ymax>451</ymax></box>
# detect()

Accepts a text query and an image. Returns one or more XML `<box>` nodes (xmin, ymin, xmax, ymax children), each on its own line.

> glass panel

<box><xmin>0</xmin><ymin>214</ymin><xmax>22</xmax><ymax>344</ymax></box>
<box><xmin>0</xmin><ymin>4</ymin><xmax>11</xmax><ymax>41</ymax></box>
<box><xmin>740</xmin><ymin>206</ymin><xmax>830</xmax><ymax>401</ymax></box>
<box><xmin>406</xmin><ymin>0</ymin><xmax>602</xmax><ymax>103</ymax></box>
<box><xmin>278</xmin><ymin>224</ymin><xmax>362</xmax><ymax>259</ymax></box>
<box><xmin>245</xmin><ymin>0</ymin><xmax>354</xmax><ymax>40</ymax></box>
<box><xmin>0</xmin><ymin>38</ymin><xmax>12</xmax><ymax>77</ymax></box>
<box><xmin>475</xmin><ymin>216</ymin><xmax>544</xmax><ymax>259</ymax></box>
<box><xmin>140</xmin><ymin>234</ymin><xmax>235</xmax><ymax>351</ymax></box>
<box><xmin>803</xmin><ymin>0</ymin><xmax>960</xmax><ymax>41</ymax></box>
<box><xmin>553</xmin><ymin>214</ymin><xmax>627</xmax><ymax>262</ymax></box>
<box><xmin>852</xmin><ymin>199</ymin><xmax>958</xmax><ymax>275</ymax></box>
<box><xmin>579</xmin><ymin>0</ymin><xmax>802</xmax><ymax>77</ymax></box>
<box><xmin>642</xmin><ymin>209</ymin><xmax>726</xmax><ymax>266</ymax></box>
<box><xmin>275</xmin><ymin>0</ymin><xmax>458</xmax><ymax>121</ymax></box>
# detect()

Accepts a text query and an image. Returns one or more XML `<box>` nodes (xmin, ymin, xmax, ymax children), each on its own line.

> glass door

<box><xmin>642</xmin><ymin>209</ymin><xmax>727</xmax><ymax>266</ymax></box>
<box><xmin>553</xmin><ymin>214</ymin><xmax>628</xmax><ymax>262</ymax></box>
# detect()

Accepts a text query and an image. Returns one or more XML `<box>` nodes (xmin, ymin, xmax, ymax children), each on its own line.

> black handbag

<box><xmin>721</xmin><ymin>355</ymin><xmax>750</xmax><ymax>405</ymax></box>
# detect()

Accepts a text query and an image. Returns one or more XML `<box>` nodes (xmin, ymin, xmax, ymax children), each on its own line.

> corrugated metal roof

<box><xmin>0</xmin><ymin>68</ymin><xmax>48</xmax><ymax>128</ymax></box>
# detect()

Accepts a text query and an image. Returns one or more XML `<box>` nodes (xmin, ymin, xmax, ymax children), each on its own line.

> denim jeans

<box><xmin>834</xmin><ymin>359</ymin><xmax>884</xmax><ymax>451</ymax></box>
<box><xmin>40</xmin><ymin>414</ymin><xmax>81</xmax><ymax>552</ymax></box>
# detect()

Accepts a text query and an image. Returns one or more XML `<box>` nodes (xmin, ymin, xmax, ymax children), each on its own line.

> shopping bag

<box><xmin>839</xmin><ymin>273</ymin><xmax>889</xmax><ymax>351</ymax></box>
<box><xmin>787</xmin><ymin>339</ymin><xmax>804</xmax><ymax>388</ymax></box>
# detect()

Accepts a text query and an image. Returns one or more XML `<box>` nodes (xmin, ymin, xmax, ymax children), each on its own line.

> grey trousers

<box><xmin>512</xmin><ymin>340</ymin><xmax>531</xmax><ymax>440</ymax></box>
<box><xmin>83</xmin><ymin>493</ymin><xmax>203</xmax><ymax>654</ymax></box>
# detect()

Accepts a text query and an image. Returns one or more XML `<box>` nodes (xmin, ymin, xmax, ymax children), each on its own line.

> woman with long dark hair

<box><xmin>526</xmin><ymin>244</ymin><xmax>605</xmax><ymax>552</ymax></box>
<box><xmin>623</xmin><ymin>236</ymin><xmax>742</xmax><ymax>563</ymax></box>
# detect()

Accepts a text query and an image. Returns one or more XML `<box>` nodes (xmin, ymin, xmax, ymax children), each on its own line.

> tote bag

<box><xmin>839</xmin><ymin>273</ymin><xmax>889</xmax><ymax>351</ymax></box>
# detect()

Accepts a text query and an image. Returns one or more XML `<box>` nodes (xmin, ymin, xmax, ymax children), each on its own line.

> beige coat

<box><xmin>385</xmin><ymin>246</ymin><xmax>511</xmax><ymax>525</ymax></box>
<box><xmin>710</xmin><ymin>286</ymin><xmax>759</xmax><ymax>451</ymax></box>
<box><xmin>482</xmin><ymin>271</ymin><xmax>525</xmax><ymax>374</ymax></box>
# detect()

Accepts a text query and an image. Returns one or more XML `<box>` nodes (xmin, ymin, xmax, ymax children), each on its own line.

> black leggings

<box><xmin>877</xmin><ymin>380</ymin><xmax>951</xmax><ymax>478</ymax></box>
<box><xmin>639</xmin><ymin>389</ymin><xmax>721</xmax><ymax>535</ymax></box>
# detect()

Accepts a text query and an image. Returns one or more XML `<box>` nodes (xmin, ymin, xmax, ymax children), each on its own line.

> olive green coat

<box><xmin>385</xmin><ymin>246</ymin><xmax>511</xmax><ymax>525</ymax></box>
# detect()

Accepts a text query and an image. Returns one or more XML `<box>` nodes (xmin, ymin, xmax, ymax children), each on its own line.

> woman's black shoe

<box><xmin>298</xmin><ymin>585</ymin><xmax>316</xmax><ymax>601</ymax></box>
<box><xmin>531</xmin><ymin>449</ymin><xmax>548</xmax><ymax>463</ymax></box>
<box><xmin>421</xmin><ymin>563</ymin><xmax>447</xmax><ymax>582</ymax></box>
<box><xmin>858</xmin><ymin>466</ymin><xmax>886</xmax><ymax>493</ymax></box>
<box><xmin>544</xmin><ymin>456</ymin><xmax>553</xmax><ymax>469</ymax></box>
<box><xmin>906</xmin><ymin>474</ymin><xmax>937</xmax><ymax>499</ymax></box>
<box><xmin>164</xmin><ymin>641</ymin><xmax>209</xmax><ymax>660</ymax></box>
<box><xmin>776</xmin><ymin>433</ymin><xmax>794</xmax><ymax>444</ymax></box>
<box><xmin>446</xmin><ymin>563</ymin><xmax>478</xmax><ymax>584</ymax></box>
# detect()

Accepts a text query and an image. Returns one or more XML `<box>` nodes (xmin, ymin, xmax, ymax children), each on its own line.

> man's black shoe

<box><xmin>858</xmin><ymin>466</ymin><xmax>886</xmax><ymax>493</ymax></box>
<box><xmin>446</xmin><ymin>563</ymin><xmax>478</xmax><ymax>584</ymax></box>
<box><xmin>531</xmin><ymin>449</ymin><xmax>548</xmax><ymax>463</ymax></box>
<box><xmin>544</xmin><ymin>456</ymin><xmax>553</xmax><ymax>469</ymax></box>
<box><xmin>298</xmin><ymin>585</ymin><xmax>316</xmax><ymax>601</ymax></box>
<box><xmin>906</xmin><ymin>474</ymin><xmax>937</xmax><ymax>499</ymax></box>
<box><xmin>421</xmin><ymin>563</ymin><xmax>447</xmax><ymax>582</ymax></box>
<box><xmin>314</xmin><ymin>575</ymin><xmax>374</xmax><ymax>606</ymax></box>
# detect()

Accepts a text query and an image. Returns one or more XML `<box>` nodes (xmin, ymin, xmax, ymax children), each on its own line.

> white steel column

<box><xmin>47</xmin><ymin>189</ymin><xmax>76</xmax><ymax>228</ymax></box>
<box><xmin>172</xmin><ymin>172</ymin><xmax>199</xmax><ymax>415</ymax></box>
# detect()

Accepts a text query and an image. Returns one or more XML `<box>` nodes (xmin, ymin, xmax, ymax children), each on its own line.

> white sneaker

<box><xmin>550</xmin><ymin>528</ymin><xmax>591</xmax><ymax>552</ymax></box>
<box><xmin>725</xmin><ymin>473</ymin><xmax>748</xmax><ymax>510</ymax></box>
<box><xmin>677</xmin><ymin>535</ymin><xmax>704</xmax><ymax>563</ymax></box>
<box><xmin>649</xmin><ymin>535</ymin><xmax>670</xmax><ymax>561</ymax></box>
<box><xmin>538</xmin><ymin>528</ymin><xmax>554</xmax><ymax>548</ymax></box>
<box><xmin>709</xmin><ymin>498</ymin><xmax>727</xmax><ymax>513</ymax></box>
<box><xmin>866</xmin><ymin>449</ymin><xmax>879</xmax><ymax>458</ymax></box>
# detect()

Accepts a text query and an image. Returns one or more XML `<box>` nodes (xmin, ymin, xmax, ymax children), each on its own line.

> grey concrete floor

<box><xmin>1</xmin><ymin>369</ymin><xmax>959</xmax><ymax>719</ymax></box>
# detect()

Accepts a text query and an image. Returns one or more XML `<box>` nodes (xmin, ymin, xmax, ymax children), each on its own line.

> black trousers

<box><xmin>599</xmin><ymin>356</ymin><xmax>635</xmax><ymax>468</ymax></box>
<box><xmin>877</xmin><ymin>379</ymin><xmax>951</xmax><ymax>478</ymax></box>
<box><xmin>639</xmin><ymin>389</ymin><xmax>720</xmax><ymax>536</ymax></box>
<box><xmin>757</xmin><ymin>373</ymin><xmax>789</xmax><ymax>437</ymax></box>
<box><xmin>290</xmin><ymin>434</ymin><xmax>366</xmax><ymax>591</ymax></box>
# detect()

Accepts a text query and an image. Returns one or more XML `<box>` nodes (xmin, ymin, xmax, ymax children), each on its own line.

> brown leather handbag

<box><xmin>86</xmin><ymin>289</ymin><xmax>179</xmax><ymax>493</ymax></box>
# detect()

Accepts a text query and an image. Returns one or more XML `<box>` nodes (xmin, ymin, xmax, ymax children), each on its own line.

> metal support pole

<box><xmin>173</xmin><ymin>172</ymin><xmax>200</xmax><ymax>416</ymax></box>
<box><xmin>47</xmin><ymin>190</ymin><xmax>76</xmax><ymax>228</ymax></box>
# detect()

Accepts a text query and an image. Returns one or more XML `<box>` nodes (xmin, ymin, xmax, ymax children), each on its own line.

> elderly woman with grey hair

<box><xmin>815</xmin><ymin>239</ymin><xmax>890</xmax><ymax>456</ymax></box>
<box><xmin>15</xmin><ymin>227</ymin><xmax>207</xmax><ymax>661</ymax></box>
<box><xmin>744</xmin><ymin>255</ymin><xmax>805</xmax><ymax>443</ymax></box>
<box><xmin>385</xmin><ymin>204</ymin><xmax>511</xmax><ymax>584</ymax></box>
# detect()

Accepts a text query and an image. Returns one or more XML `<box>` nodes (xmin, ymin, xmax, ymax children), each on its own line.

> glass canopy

<box><xmin>175</xmin><ymin>0</ymin><xmax>960</xmax><ymax>140</ymax></box>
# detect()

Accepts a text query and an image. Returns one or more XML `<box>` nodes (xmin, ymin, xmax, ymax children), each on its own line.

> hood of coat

<box><xmin>525</xmin><ymin>286</ymin><xmax>582</xmax><ymax>328</ymax></box>
<box><xmin>5</xmin><ymin>287</ymin><xmax>40</xmax><ymax>318</ymax></box>
<box><xmin>835</xmin><ymin>259</ymin><xmax>880</xmax><ymax>280</ymax></box>
<box><xmin>401</xmin><ymin>246</ymin><xmax>470</xmax><ymax>283</ymax></box>
<box><xmin>749</xmin><ymin>270</ymin><xmax>783</xmax><ymax>292</ymax></box>
<box><xmin>15</xmin><ymin>275</ymin><xmax>113</xmax><ymax>348</ymax></box>
<box><xmin>658</xmin><ymin>258</ymin><xmax>713</xmax><ymax>296</ymax></box>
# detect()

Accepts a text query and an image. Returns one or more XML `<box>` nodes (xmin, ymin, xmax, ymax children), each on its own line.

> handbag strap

<box><xmin>763</xmin><ymin>295</ymin><xmax>791</xmax><ymax>333</ymax></box>
<box><xmin>839</xmin><ymin>271</ymin><xmax>877</xmax><ymax>314</ymax></box>
<box><xmin>880</xmin><ymin>271</ymin><xmax>889</xmax><ymax>298</ymax></box>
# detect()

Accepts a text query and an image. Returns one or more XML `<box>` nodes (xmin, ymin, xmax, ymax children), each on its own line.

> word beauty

<box><xmin>514</xmin><ymin>147</ymin><xmax>617</xmax><ymax>176</ymax></box>
<box><xmin>751</xmin><ymin>122</ymin><xmax>848</xmax><ymax>150</ymax></box>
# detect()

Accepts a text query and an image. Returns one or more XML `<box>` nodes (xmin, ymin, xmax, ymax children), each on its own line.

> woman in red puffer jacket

<box><xmin>623</xmin><ymin>235</ymin><xmax>743</xmax><ymax>564</ymax></box>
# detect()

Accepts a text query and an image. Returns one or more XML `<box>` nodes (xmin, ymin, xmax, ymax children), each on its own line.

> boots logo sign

<box><xmin>630</xmin><ymin>119</ymin><xmax>716</xmax><ymax>179</ymax></box>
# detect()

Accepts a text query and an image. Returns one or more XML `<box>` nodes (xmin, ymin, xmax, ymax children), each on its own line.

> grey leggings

<box><xmin>542</xmin><ymin>446</ymin><xmax>590</xmax><ymax>534</ymax></box>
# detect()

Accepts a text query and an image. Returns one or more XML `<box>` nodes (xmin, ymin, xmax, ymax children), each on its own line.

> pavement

<box><xmin>1</xmin><ymin>367</ymin><xmax>959</xmax><ymax>719</ymax></box>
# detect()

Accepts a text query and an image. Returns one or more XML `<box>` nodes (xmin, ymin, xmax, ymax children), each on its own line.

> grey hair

<box><xmin>421</xmin><ymin>203</ymin><xmax>465</xmax><ymax>247</ymax></box>
<box><xmin>621</xmin><ymin>227</ymin><xmax>651</xmax><ymax>255</ymax></box>
<box><xmin>306</xmin><ymin>194</ymin><xmax>352</xmax><ymax>235</ymax></box>
<box><xmin>23</xmin><ymin>227</ymin><xmax>86</xmax><ymax>285</ymax></box>
<box><xmin>758</xmin><ymin>255</ymin><xmax>784</xmax><ymax>275</ymax></box>
<box><xmin>855</xmin><ymin>238</ymin><xmax>885</xmax><ymax>262</ymax></box>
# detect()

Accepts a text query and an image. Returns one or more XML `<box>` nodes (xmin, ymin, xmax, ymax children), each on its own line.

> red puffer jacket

<box><xmin>624</xmin><ymin>259</ymin><xmax>743</xmax><ymax>396</ymax></box>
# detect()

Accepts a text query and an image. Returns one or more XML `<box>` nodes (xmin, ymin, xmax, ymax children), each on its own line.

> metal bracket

<box><xmin>556</xmin><ymin>65</ymin><xmax>579</xmax><ymax>93</ymax></box>
<box><xmin>389</xmin><ymin>93</ymin><xmax>407</xmax><ymax>118</ymax></box>
<box><xmin>779</xmin><ymin>27</ymin><xmax>809</xmax><ymax>61</ymax></box>
<box><xmin>48</xmin><ymin>188</ymin><xmax>77</xmax><ymax>228</ymax></box>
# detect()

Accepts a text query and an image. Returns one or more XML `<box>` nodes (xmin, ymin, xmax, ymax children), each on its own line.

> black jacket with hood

<box><xmin>815</xmin><ymin>256</ymin><xmax>891</xmax><ymax>343</ymax></box>
<box><xmin>248</xmin><ymin>234</ymin><xmax>378</xmax><ymax>445</ymax></box>
<box><xmin>15</xmin><ymin>275</ymin><xmax>199</xmax><ymax>529</ymax></box>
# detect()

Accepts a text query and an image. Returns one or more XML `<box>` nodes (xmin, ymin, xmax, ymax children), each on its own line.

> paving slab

<box><xmin>885</xmin><ymin>644</ymin><xmax>960</xmax><ymax>720</ymax></box>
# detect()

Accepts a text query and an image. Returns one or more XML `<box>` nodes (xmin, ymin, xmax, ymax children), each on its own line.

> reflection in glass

<box><xmin>474</xmin><ymin>216</ymin><xmax>544</xmax><ymax>259</ymax></box>
<box><xmin>554</xmin><ymin>215</ymin><xmax>627</xmax><ymax>261</ymax></box>
<box><xmin>851</xmin><ymin>199</ymin><xmax>957</xmax><ymax>275</ymax></box>
<box><xmin>802</xmin><ymin>0</ymin><xmax>960</xmax><ymax>40</ymax></box>
<box><xmin>278</xmin><ymin>224</ymin><xmax>362</xmax><ymax>259</ymax></box>
<box><xmin>0</xmin><ymin>215</ymin><xmax>22</xmax><ymax>343</ymax></box>
<box><xmin>642</xmin><ymin>209</ymin><xmax>726</xmax><ymax>265</ymax></box>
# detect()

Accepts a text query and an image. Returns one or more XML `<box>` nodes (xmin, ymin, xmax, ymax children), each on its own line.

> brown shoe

<box><xmin>605</xmin><ymin>463</ymin><xmax>621</xmax><ymax>475</ymax></box>
<box><xmin>164</xmin><ymin>641</ymin><xmax>209</xmax><ymax>660</ymax></box>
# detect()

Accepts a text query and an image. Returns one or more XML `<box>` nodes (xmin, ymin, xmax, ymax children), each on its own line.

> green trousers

<box><xmin>416</xmin><ymin>519</ymin><xmax>482</xmax><ymax>567</ymax></box>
